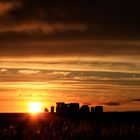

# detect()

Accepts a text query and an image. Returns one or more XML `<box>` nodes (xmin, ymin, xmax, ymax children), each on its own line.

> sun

<box><xmin>28</xmin><ymin>102</ymin><xmax>43</xmax><ymax>113</ymax></box>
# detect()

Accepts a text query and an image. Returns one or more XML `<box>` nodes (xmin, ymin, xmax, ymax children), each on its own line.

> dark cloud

<box><xmin>0</xmin><ymin>1</ymin><xmax>140</xmax><ymax>58</ymax></box>
<box><xmin>0</xmin><ymin>39</ymin><xmax>140</xmax><ymax>57</ymax></box>
<box><xmin>131</xmin><ymin>99</ymin><xmax>140</xmax><ymax>102</ymax></box>
<box><xmin>104</xmin><ymin>102</ymin><xmax>121</xmax><ymax>106</ymax></box>
<box><xmin>104</xmin><ymin>98</ymin><xmax>140</xmax><ymax>106</ymax></box>
<box><xmin>0</xmin><ymin>0</ymin><xmax>140</xmax><ymax>40</ymax></box>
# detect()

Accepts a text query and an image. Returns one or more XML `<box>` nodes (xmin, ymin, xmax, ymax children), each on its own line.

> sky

<box><xmin>0</xmin><ymin>0</ymin><xmax>140</xmax><ymax>112</ymax></box>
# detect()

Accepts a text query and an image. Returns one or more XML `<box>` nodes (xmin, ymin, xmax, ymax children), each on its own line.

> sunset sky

<box><xmin>0</xmin><ymin>0</ymin><xmax>140</xmax><ymax>112</ymax></box>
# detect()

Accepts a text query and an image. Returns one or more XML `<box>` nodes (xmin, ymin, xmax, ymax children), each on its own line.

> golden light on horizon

<box><xmin>28</xmin><ymin>102</ymin><xmax>43</xmax><ymax>113</ymax></box>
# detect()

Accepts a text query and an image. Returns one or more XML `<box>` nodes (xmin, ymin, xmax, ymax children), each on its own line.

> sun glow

<box><xmin>28</xmin><ymin>102</ymin><xmax>43</xmax><ymax>113</ymax></box>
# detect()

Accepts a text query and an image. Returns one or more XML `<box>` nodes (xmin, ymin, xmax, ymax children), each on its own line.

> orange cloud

<box><xmin>0</xmin><ymin>68</ymin><xmax>8</xmax><ymax>72</ymax></box>
<box><xmin>0</xmin><ymin>2</ymin><xmax>12</xmax><ymax>15</ymax></box>
<box><xmin>0</xmin><ymin>22</ymin><xmax>87</xmax><ymax>34</ymax></box>
<box><xmin>18</xmin><ymin>69</ymin><xmax>40</xmax><ymax>75</ymax></box>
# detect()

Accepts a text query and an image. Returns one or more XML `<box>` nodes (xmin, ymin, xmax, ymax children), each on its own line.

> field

<box><xmin>0</xmin><ymin>112</ymin><xmax>140</xmax><ymax>140</ymax></box>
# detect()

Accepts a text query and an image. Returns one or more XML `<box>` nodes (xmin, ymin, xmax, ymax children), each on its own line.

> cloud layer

<box><xmin>0</xmin><ymin>40</ymin><xmax>140</xmax><ymax>57</ymax></box>
<box><xmin>0</xmin><ymin>0</ymin><xmax>140</xmax><ymax>58</ymax></box>
<box><xmin>0</xmin><ymin>59</ymin><xmax>140</xmax><ymax>112</ymax></box>
<box><xmin>0</xmin><ymin>0</ymin><xmax>140</xmax><ymax>40</ymax></box>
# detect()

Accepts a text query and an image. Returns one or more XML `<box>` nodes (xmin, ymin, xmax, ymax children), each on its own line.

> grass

<box><xmin>0</xmin><ymin>112</ymin><xmax>140</xmax><ymax>140</ymax></box>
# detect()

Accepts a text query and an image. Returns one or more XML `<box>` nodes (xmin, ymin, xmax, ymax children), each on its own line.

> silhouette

<box><xmin>50</xmin><ymin>106</ymin><xmax>54</xmax><ymax>113</ymax></box>
<box><xmin>50</xmin><ymin>102</ymin><xmax>104</xmax><ymax>113</ymax></box>
<box><xmin>56</xmin><ymin>102</ymin><xmax>66</xmax><ymax>113</ymax></box>
<box><xmin>80</xmin><ymin>105</ymin><xmax>90</xmax><ymax>113</ymax></box>
<box><xmin>91</xmin><ymin>107</ymin><xmax>95</xmax><ymax>113</ymax></box>
<box><xmin>67</xmin><ymin>103</ymin><xmax>79</xmax><ymax>113</ymax></box>
<box><xmin>95</xmin><ymin>106</ymin><xmax>103</xmax><ymax>113</ymax></box>
<box><xmin>44</xmin><ymin>108</ymin><xmax>49</xmax><ymax>112</ymax></box>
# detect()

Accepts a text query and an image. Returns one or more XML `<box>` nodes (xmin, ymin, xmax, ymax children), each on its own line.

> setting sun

<box><xmin>28</xmin><ymin>102</ymin><xmax>43</xmax><ymax>113</ymax></box>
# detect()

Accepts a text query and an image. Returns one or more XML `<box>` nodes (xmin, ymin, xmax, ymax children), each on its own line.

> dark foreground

<box><xmin>0</xmin><ymin>112</ymin><xmax>140</xmax><ymax>140</ymax></box>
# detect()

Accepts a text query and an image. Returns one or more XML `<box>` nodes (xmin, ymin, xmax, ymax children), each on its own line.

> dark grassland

<box><xmin>0</xmin><ymin>112</ymin><xmax>140</xmax><ymax>140</ymax></box>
